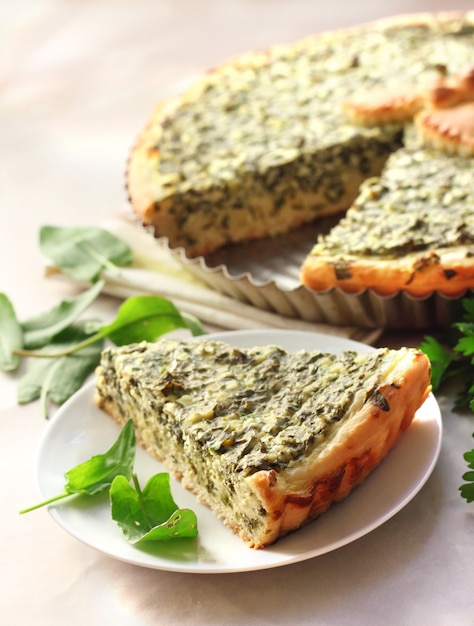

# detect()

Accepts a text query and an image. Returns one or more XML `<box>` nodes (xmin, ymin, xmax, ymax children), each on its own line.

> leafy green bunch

<box><xmin>0</xmin><ymin>225</ymin><xmax>204</xmax><ymax>418</ymax></box>
<box><xmin>420</xmin><ymin>298</ymin><xmax>474</xmax><ymax>503</ymax></box>
<box><xmin>0</xmin><ymin>225</ymin><xmax>204</xmax><ymax>546</ymax></box>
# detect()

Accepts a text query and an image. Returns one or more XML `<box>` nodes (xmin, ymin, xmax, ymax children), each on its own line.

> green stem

<box><xmin>12</xmin><ymin>331</ymin><xmax>103</xmax><ymax>359</ymax></box>
<box><xmin>19</xmin><ymin>491</ymin><xmax>71</xmax><ymax>514</ymax></box>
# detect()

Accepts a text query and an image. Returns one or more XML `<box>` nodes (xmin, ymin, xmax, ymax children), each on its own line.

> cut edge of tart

<box><xmin>125</xmin><ymin>11</ymin><xmax>474</xmax><ymax>323</ymax></box>
<box><xmin>94</xmin><ymin>338</ymin><xmax>431</xmax><ymax>548</ymax></box>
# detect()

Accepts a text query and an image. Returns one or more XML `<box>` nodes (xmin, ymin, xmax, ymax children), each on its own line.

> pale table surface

<box><xmin>1</xmin><ymin>2</ymin><xmax>474</xmax><ymax>625</ymax></box>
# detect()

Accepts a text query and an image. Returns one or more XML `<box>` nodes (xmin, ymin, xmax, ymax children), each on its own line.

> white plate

<box><xmin>36</xmin><ymin>329</ymin><xmax>442</xmax><ymax>574</ymax></box>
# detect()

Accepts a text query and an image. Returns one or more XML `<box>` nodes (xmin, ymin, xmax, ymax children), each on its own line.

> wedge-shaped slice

<box><xmin>301</xmin><ymin>130</ymin><xmax>474</xmax><ymax>297</ymax></box>
<box><xmin>94</xmin><ymin>339</ymin><xmax>430</xmax><ymax>548</ymax></box>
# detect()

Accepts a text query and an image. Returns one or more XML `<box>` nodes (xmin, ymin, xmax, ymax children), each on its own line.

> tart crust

<box><xmin>415</xmin><ymin>102</ymin><xmax>474</xmax><ymax>156</ymax></box>
<box><xmin>300</xmin><ymin>246</ymin><xmax>474</xmax><ymax>297</ymax></box>
<box><xmin>94</xmin><ymin>339</ymin><xmax>431</xmax><ymax>548</ymax></box>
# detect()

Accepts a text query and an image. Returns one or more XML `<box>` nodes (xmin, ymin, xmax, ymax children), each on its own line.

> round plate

<box><xmin>35</xmin><ymin>329</ymin><xmax>442</xmax><ymax>573</ymax></box>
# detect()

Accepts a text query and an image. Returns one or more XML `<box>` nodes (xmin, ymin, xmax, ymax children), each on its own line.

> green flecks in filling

<box><xmin>309</xmin><ymin>136</ymin><xmax>474</xmax><ymax>259</ymax></box>
<box><xmin>152</xmin><ymin>18</ymin><xmax>474</xmax><ymax>204</ymax></box>
<box><xmin>102</xmin><ymin>340</ymin><xmax>399</xmax><ymax>475</ymax></box>
<box><xmin>331</xmin><ymin>259</ymin><xmax>353</xmax><ymax>280</ymax></box>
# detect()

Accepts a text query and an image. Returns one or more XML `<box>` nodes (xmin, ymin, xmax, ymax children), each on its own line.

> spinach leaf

<box><xmin>101</xmin><ymin>295</ymin><xmax>206</xmax><ymax>345</ymax></box>
<box><xmin>16</xmin><ymin>295</ymin><xmax>206</xmax><ymax>361</ymax></box>
<box><xmin>21</xmin><ymin>280</ymin><xmax>105</xmax><ymax>349</ymax></box>
<box><xmin>0</xmin><ymin>293</ymin><xmax>23</xmax><ymax>372</ymax></box>
<box><xmin>110</xmin><ymin>473</ymin><xmax>198</xmax><ymax>543</ymax></box>
<box><xmin>17</xmin><ymin>323</ymin><xmax>103</xmax><ymax>417</ymax></box>
<box><xmin>43</xmin><ymin>339</ymin><xmax>103</xmax><ymax>406</ymax></box>
<box><xmin>40</xmin><ymin>225</ymin><xmax>133</xmax><ymax>283</ymax></box>
<box><xmin>20</xmin><ymin>420</ymin><xmax>136</xmax><ymax>513</ymax></box>
<box><xmin>180</xmin><ymin>311</ymin><xmax>207</xmax><ymax>338</ymax></box>
<box><xmin>13</xmin><ymin>295</ymin><xmax>206</xmax><ymax>414</ymax></box>
<box><xmin>65</xmin><ymin>420</ymin><xmax>136</xmax><ymax>494</ymax></box>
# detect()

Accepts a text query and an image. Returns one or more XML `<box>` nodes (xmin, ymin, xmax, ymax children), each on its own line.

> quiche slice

<box><xmin>94</xmin><ymin>338</ymin><xmax>430</xmax><ymax>548</ymax></box>
<box><xmin>127</xmin><ymin>13</ymin><xmax>474</xmax><ymax>259</ymax></box>
<box><xmin>300</xmin><ymin>128</ymin><xmax>474</xmax><ymax>297</ymax></box>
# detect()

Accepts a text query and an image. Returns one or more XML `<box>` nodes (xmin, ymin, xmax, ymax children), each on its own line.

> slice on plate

<box><xmin>94</xmin><ymin>338</ymin><xmax>430</xmax><ymax>548</ymax></box>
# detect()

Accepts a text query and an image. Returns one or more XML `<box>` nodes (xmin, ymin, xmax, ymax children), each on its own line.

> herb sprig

<box><xmin>459</xmin><ymin>442</ymin><xmax>474</xmax><ymax>503</ymax></box>
<box><xmin>420</xmin><ymin>297</ymin><xmax>474</xmax><ymax>502</ymax></box>
<box><xmin>0</xmin><ymin>226</ymin><xmax>205</xmax><ymax>417</ymax></box>
<box><xmin>20</xmin><ymin>421</ymin><xmax>198</xmax><ymax>543</ymax></box>
<box><xmin>111</xmin><ymin>473</ymin><xmax>198</xmax><ymax>543</ymax></box>
<box><xmin>39</xmin><ymin>225</ymin><xmax>134</xmax><ymax>282</ymax></box>
<box><xmin>20</xmin><ymin>419</ymin><xmax>136</xmax><ymax>514</ymax></box>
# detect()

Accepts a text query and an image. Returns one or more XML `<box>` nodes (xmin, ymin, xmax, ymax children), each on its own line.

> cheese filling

<box><xmin>307</xmin><ymin>130</ymin><xmax>474</xmax><ymax>259</ymax></box>
<box><xmin>95</xmin><ymin>339</ymin><xmax>421</xmax><ymax>539</ymax></box>
<box><xmin>144</xmin><ymin>17</ymin><xmax>474</xmax><ymax>253</ymax></box>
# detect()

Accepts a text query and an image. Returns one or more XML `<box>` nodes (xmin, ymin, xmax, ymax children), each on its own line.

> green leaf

<box><xmin>20</xmin><ymin>420</ymin><xmax>136</xmax><ymax>513</ymax></box>
<box><xmin>180</xmin><ymin>311</ymin><xmax>206</xmax><ymax>337</ymax></box>
<box><xmin>459</xmin><ymin>445</ymin><xmax>474</xmax><ymax>503</ymax></box>
<box><xmin>453</xmin><ymin>379</ymin><xmax>474</xmax><ymax>412</ymax></box>
<box><xmin>39</xmin><ymin>225</ymin><xmax>133</xmax><ymax>283</ymax></box>
<box><xmin>21</xmin><ymin>280</ymin><xmax>105</xmax><ymax>349</ymax></box>
<box><xmin>11</xmin><ymin>296</ymin><xmax>206</xmax><ymax>362</ymax></box>
<box><xmin>0</xmin><ymin>293</ymin><xmax>23</xmax><ymax>371</ymax></box>
<box><xmin>45</xmin><ymin>341</ymin><xmax>103</xmax><ymax>406</ymax></box>
<box><xmin>461</xmin><ymin>297</ymin><xmax>474</xmax><ymax>321</ymax></box>
<box><xmin>454</xmin><ymin>328</ymin><xmax>474</xmax><ymax>357</ymax></box>
<box><xmin>100</xmin><ymin>295</ymin><xmax>205</xmax><ymax>345</ymax></box>
<box><xmin>17</xmin><ymin>323</ymin><xmax>103</xmax><ymax>416</ymax></box>
<box><xmin>110</xmin><ymin>473</ymin><xmax>198</xmax><ymax>543</ymax></box>
<box><xmin>419</xmin><ymin>335</ymin><xmax>454</xmax><ymax>391</ymax></box>
<box><xmin>65</xmin><ymin>420</ymin><xmax>136</xmax><ymax>495</ymax></box>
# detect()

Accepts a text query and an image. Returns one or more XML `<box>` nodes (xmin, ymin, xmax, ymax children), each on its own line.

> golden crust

<box><xmin>415</xmin><ymin>102</ymin><xmax>474</xmax><ymax>156</ymax></box>
<box><xmin>342</xmin><ymin>67</ymin><xmax>474</xmax><ymax>128</ymax></box>
<box><xmin>94</xmin><ymin>341</ymin><xmax>431</xmax><ymax>548</ymax></box>
<box><xmin>301</xmin><ymin>246</ymin><xmax>474</xmax><ymax>297</ymax></box>
<box><xmin>342</xmin><ymin>86</ymin><xmax>424</xmax><ymax>127</ymax></box>
<box><xmin>126</xmin><ymin>98</ymin><xmax>182</xmax><ymax>229</ymax></box>
<box><xmin>342</xmin><ymin>63</ymin><xmax>474</xmax><ymax>127</ymax></box>
<box><xmin>425</xmin><ymin>66</ymin><xmax>474</xmax><ymax>109</ymax></box>
<box><xmin>246</xmin><ymin>353</ymin><xmax>430</xmax><ymax>546</ymax></box>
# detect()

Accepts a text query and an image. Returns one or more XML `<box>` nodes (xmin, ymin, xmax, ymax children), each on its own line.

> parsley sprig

<box><xmin>460</xmin><ymin>443</ymin><xmax>474</xmax><ymax>503</ymax></box>
<box><xmin>420</xmin><ymin>297</ymin><xmax>474</xmax><ymax>503</ymax></box>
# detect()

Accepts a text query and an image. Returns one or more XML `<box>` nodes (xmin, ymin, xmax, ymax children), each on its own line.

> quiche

<box><xmin>301</xmin><ymin>128</ymin><xmax>474</xmax><ymax>296</ymax></box>
<box><xmin>127</xmin><ymin>12</ymin><xmax>474</xmax><ymax>299</ymax></box>
<box><xmin>94</xmin><ymin>338</ymin><xmax>431</xmax><ymax>548</ymax></box>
